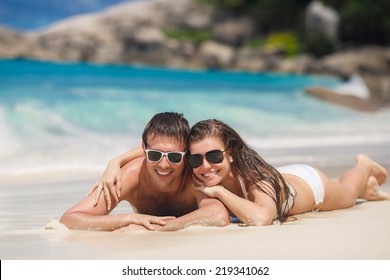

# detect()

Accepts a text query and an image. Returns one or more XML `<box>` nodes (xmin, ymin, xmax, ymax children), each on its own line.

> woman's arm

<box><xmin>89</xmin><ymin>146</ymin><xmax>144</xmax><ymax>209</ymax></box>
<box><xmin>156</xmin><ymin>190</ymin><xmax>230</xmax><ymax>231</ymax></box>
<box><xmin>193</xmin><ymin>182</ymin><xmax>277</xmax><ymax>226</ymax></box>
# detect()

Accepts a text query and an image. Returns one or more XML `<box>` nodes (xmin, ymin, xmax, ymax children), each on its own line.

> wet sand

<box><xmin>0</xmin><ymin>165</ymin><xmax>389</xmax><ymax>260</ymax></box>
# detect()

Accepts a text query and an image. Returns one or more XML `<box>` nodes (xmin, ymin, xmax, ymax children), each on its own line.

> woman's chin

<box><xmin>204</xmin><ymin>179</ymin><xmax>222</xmax><ymax>187</ymax></box>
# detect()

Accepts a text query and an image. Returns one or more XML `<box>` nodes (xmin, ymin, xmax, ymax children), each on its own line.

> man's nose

<box><xmin>158</xmin><ymin>155</ymin><xmax>170</xmax><ymax>168</ymax></box>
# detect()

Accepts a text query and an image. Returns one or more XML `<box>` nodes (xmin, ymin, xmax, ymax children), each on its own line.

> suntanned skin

<box><xmin>125</xmin><ymin>161</ymin><xmax>197</xmax><ymax>216</ymax></box>
<box><xmin>190</xmin><ymin>136</ymin><xmax>389</xmax><ymax>226</ymax></box>
<box><xmin>60</xmin><ymin>135</ymin><xmax>229</xmax><ymax>232</ymax></box>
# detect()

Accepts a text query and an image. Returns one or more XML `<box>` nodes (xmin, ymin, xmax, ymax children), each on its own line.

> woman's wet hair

<box><xmin>188</xmin><ymin>119</ymin><xmax>293</xmax><ymax>223</ymax></box>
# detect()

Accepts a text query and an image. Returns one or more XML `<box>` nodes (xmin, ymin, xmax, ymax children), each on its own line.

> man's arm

<box><xmin>61</xmin><ymin>158</ymin><xmax>165</xmax><ymax>231</ymax></box>
<box><xmin>60</xmin><ymin>191</ymin><xmax>135</xmax><ymax>231</ymax></box>
<box><xmin>158</xmin><ymin>188</ymin><xmax>230</xmax><ymax>232</ymax></box>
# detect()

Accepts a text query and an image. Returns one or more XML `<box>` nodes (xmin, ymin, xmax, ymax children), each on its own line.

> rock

<box><xmin>306</xmin><ymin>1</ymin><xmax>339</xmax><ymax>42</ymax></box>
<box><xmin>320</xmin><ymin>46</ymin><xmax>390</xmax><ymax>78</ymax></box>
<box><xmin>0</xmin><ymin>0</ymin><xmax>389</xmax><ymax>108</ymax></box>
<box><xmin>310</xmin><ymin>47</ymin><xmax>390</xmax><ymax>108</ymax></box>
<box><xmin>333</xmin><ymin>74</ymin><xmax>370</xmax><ymax>99</ymax></box>
<box><xmin>0</xmin><ymin>27</ymin><xmax>31</xmax><ymax>58</ymax></box>
<box><xmin>305</xmin><ymin>87</ymin><xmax>382</xmax><ymax>112</ymax></box>
<box><xmin>276</xmin><ymin>54</ymin><xmax>316</xmax><ymax>73</ymax></box>
<box><xmin>213</xmin><ymin>16</ymin><xmax>256</xmax><ymax>45</ymax></box>
<box><xmin>132</xmin><ymin>27</ymin><xmax>166</xmax><ymax>45</ymax></box>
<box><xmin>198</xmin><ymin>40</ymin><xmax>235</xmax><ymax>68</ymax></box>
<box><xmin>235</xmin><ymin>48</ymin><xmax>268</xmax><ymax>71</ymax></box>
<box><xmin>361</xmin><ymin>73</ymin><xmax>390</xmax><ymax>103</ymax></box>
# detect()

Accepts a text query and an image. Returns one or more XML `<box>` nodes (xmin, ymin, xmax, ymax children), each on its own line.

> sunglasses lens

<box><xmin>206</xmin><ymin>150</ymin><xmax>224</xmax><ymax>164</ymax></box>
<box><xmin>188</xmin><ymin>150</ymin><xmax>224</xmax><ymax>168</ymax></box>
<box><xmin>167</xmin><ymin>152</ymin><xmax>184</xmax><ymax>164</ymax></box>
<box><xmin>147</xmin><ymin>150</ymin><xmax>162</xmax><ymax>162</ymax></box>
<box><xmin>188</xmin><ymin>154</ymin><xmax>203</xmax><ymax>168</ymax></box>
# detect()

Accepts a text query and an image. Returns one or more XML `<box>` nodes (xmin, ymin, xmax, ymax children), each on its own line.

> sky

<box><xmin>0</xmin><ymin>0</ymin><xmax>132</xmax><ymax>31</ymax></box>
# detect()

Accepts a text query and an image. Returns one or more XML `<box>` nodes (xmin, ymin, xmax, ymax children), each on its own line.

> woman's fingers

<box><xmin>103</xmin><ymin>183</ymin><xmax>112</xmax><ymax>210</ymax></box>
<box><xmin>93</xmin><ymin>182</ymin><xmax>103</xmax><ymax>206</ymax></box>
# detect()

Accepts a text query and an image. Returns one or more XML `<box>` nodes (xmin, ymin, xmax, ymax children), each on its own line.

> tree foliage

<box><xmin>326</xmin><ymin>0</ymin><xmax>390</xmax><ymax>45</ymax></box>
<box><xmin>199</xmin><ymin>0</ymin><xmax>390</xmax><ymax>46</ymax></box>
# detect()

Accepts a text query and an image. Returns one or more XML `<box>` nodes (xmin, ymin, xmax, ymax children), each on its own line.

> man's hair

<box><xmin>142</xmin><ymin>112</ymin><xmax>190</xmax><ymax>149</ymax></box>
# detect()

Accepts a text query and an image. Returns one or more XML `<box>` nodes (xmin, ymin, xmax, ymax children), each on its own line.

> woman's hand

<box><xmin>88</xmin><ymin>147</ymin><xmax>145</xmax><ymax>209</ymax></box>
<box><xmin>87</xmin><ymin>159</ymin><xmax>122</xmax><ymax>210</ymax></box>
<box><xmin>192</xmin><ymin>184</ymin><xmax>224</xmax><ymax>198</ymax></box>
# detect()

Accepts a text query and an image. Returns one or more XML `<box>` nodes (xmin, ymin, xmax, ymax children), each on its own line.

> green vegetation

<box><xmin>245</xmin><ymin>38</ymin><xmax>265</xmax><ymax>49</ymax></box>
<box><xmin>333</xmin><ymin>0</ymin><xmax>390</xmax><ymax>45</ymax></box>
<box><xmin>197</xmin><ymin>0</ymin><xmax>250</xmax><ymax>10</ymax></box>
<box><xmin>303</xmin><ymin>30</ymin><xmax>336</xmax><ymax>57</ymax></box>
<box><xmin>199</xmin><ymin>0</ymin><xmax>390</xmax><ymax>48</ymax></box>
<box><xmin>264</xmin><ymin>32</ymin><xmax>302</xmax><ymax>56</ymax></box>
<box><xmin>164</xmin><ymin>28</ymin><xmax>212</xmax><ymax>44</ymax></box>
<box><xmin>245</xmin><ymin>32</ymin><xmax>302</xmax><ymax>57</ymax></box>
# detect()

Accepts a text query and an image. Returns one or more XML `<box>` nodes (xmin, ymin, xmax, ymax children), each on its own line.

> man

<box><xmin>60</xmin><ymin>112</ymin><xmax>229</xmax><ymax>231</ymax></box>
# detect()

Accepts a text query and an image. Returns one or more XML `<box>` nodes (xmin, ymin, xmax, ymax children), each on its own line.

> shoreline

<box><xmin>2</xmin><ymin>159</ymin><xmax>389</xmax><ymax>187</ymax></box>
<box><xmin>1</xmin><ymin>199</ymin><xmax>389</xmax><ymax>260</ymax></box>
<box><xmin>0</xmin><ymin>170</ymin><xmax>101</xmax><ymax>187</ymax></box>
<box><xmin>1</xmin><ymin>162</ymin><xmax>389</xmax><ymax>260</ymax></box>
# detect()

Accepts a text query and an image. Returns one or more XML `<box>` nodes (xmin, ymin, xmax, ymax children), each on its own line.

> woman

<box><xmin>92</xmin><ymin>119</ymin><xmax>389</xmax><ymax>225</ymax></box>
<box><xmin>186</xmin><ymin>119</ymin><xmax>389</xmax><ymax>225</ymax></box>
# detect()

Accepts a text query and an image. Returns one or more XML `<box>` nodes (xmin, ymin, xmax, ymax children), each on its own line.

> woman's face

<box><xmin>189</xmin><ymin>136</ymin><xmax>233</xmax><ymax>187</ymax></box>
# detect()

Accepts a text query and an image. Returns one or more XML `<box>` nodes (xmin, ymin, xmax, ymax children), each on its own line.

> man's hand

<box><xmin>127</xmin><ymin>214</ymin><xmax>176</xmax><ymax>230</ymax></box>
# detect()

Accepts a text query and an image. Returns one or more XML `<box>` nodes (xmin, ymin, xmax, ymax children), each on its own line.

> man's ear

<box><xmin>141</xmin><ymin>141</ymin><xmax>145</xmax><ymax>150</ymax></box>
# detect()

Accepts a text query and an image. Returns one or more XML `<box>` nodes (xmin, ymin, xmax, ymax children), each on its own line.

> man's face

<box><xmin>144</xmin><ymin>135</ymin><xmax>186</xmax><ymax>191</ymax></box>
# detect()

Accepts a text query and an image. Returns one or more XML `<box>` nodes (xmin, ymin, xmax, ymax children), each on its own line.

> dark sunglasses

<box><xmin>144</xmin><ymin>149</ymin><xmax>186</xmax><ymax>164</ymax></box>
<box><xmin>187</xmin><ymin>149</ymin><xmax>226</xmax><ymax>168</ymax></box>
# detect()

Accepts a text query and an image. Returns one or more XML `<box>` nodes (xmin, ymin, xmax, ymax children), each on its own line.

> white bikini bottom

<box><xmin>277</xmin><ymin>164</ymin><xmax>324</xmax><ymax>211</ymax></box>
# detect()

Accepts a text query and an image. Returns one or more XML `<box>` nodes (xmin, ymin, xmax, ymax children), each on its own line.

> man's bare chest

<box><xmin>130</xmin><ymin>192</ymin><xmax>197</xmax><ymax>217</ymax></box>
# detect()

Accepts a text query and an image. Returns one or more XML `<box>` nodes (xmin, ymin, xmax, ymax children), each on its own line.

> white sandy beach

<box><xmin>0</xmin><ymin>163</ymin><xmax>389</xmax><ymax>260</ymax></box>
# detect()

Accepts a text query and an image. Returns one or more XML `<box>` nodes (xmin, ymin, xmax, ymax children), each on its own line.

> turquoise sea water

<box><xmin>1</xmin><ymin>59</ymin><xmax>390</xmax><ymax>179</ymax></box>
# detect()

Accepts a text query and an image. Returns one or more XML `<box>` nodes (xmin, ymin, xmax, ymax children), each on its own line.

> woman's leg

<box><xmin>360</xmin><ymin>176</ymin><xmax>390</xmax><ymax>201</ymax></box>
<box><xmin>319</xmin><ymin>154</ymin><xmax>388</xmax><ymax>211</ymax></box>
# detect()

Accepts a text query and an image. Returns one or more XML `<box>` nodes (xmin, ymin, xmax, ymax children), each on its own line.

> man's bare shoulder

<box><xmin>120</xmin><ymin>157</ymin><xmax>145</xmax><ymax>197</ymax></box>
<box><xmin>121</xmin><ymin>156</ymin><xmax>145</xmax><ymax>174</ymax></box>
<box><xmin>182</xmin><ymin>173</ymin><xmax>197</xmax><ymax>192</ymax></box>
<box><xmin>177</xmin><ymin>173</ymin><xmax>198</xmax><ymax>200</ymax></box>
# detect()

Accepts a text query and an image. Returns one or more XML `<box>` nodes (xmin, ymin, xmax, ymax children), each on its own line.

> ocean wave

<box><xmin>248</xmin><ymin>133</ymin><xmax>390</xmax><ymax>149</ymax></box>
<box><xmin>1</xmin><ymin>59</ymin><xmax>390</xmax><ymax>180</ymax></box>
<box><xmin>0</xmin><ymin>106</ymin><xmax>21</xmax><ymax>157</ymax></box>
